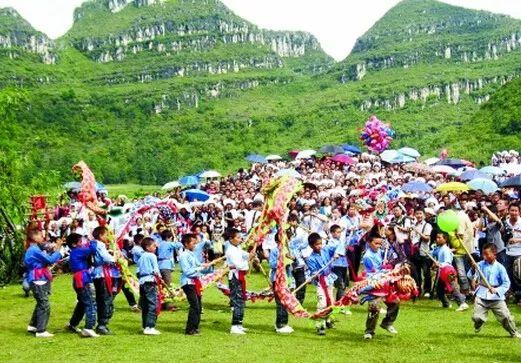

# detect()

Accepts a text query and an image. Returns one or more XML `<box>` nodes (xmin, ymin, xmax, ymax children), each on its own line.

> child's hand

<box><xmin>488</xmin><ymin>287</ymin><xmax>497</xmax><ymax>295</ymax></box>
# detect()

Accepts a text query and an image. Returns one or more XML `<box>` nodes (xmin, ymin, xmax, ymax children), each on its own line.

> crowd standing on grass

<box><xmin>22</xmin><ymin>147</ymin><xmax>521</xmax><ymax>339</ymax></box>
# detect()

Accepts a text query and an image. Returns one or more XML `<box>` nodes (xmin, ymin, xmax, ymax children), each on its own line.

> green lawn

<box><xmin>104</xmin><ymin>184</ymin><xmax>160</xmax><ymax>198</ymax></box>
<box><xmin>1</xmin><ymin>269</ymin><xmax>521</xmax><ymax>363</ymax></box>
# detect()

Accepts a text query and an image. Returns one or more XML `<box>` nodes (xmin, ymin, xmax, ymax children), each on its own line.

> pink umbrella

<box><xmin>331</xmin><ymin>154</ymin><xmax>355</xmax><ymax>165</ymax></box>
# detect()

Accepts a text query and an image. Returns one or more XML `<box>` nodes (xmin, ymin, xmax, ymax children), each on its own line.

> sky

<box><xmin>0</xmin><ymin>0</ymin><xmax>520</xmax><ymax>60</ymax></box>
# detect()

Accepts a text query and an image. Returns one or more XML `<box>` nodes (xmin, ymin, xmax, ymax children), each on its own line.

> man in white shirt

<box><xmin>505</xmin><ymin>203</ymin><xmax>521</xmax><ymax>304</ymax></box>
<box><xmin>410</xmin><ymin>209</ymin><xmax>433</xmax><ymax>297</ymax></box>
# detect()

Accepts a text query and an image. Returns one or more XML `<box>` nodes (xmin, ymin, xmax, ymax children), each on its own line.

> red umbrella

<box><xmin>331</xmin><ymin>154</ymin><xmax>354</xmax><ymax>165</ymax></box>
<box><xmin>288</xmin><ymin>150</ymin><xmax>300</xmax><ymax>160</ymax></box>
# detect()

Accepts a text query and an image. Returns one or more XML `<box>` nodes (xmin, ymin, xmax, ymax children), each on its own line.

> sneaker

<box><xmin>316</xmin><ymin>327</ymin><xmax>326</xmax><ymax>336</ymax></box>
<box><xmin>239</xmin><ymin>326</ymin><xmax>248</xmax><ymax>332</ymax></box>
<box><xmin>424</xmin><ymin>293</ymin><xmax>431</xmax><ymax>298</ymax></box>
<box><xmin>442</xmin><ymin>304</ymin><xmax>453</xmax><ymax>309</ymax></box>
<box><xmin>143</xmin><ymin>327</ymin><xmax>161</xmax><ymax>335</ymax></box>
<box><xmin>185</xmin><ymin>330</ymin><xmax>201</xmax><ymax>336</ymax></box>
<box><xmin>340</xmin><ymin>308</ymin><xmax>353</xmax><ymax>316</ymax></box>
<box><xmin>66</xmin><ymin>324</ymin><xmax>81</xmax><ymax>334</ymax></box>
<box><xmin>230</xmin><ymin>325</ymin><xmax>246</xmax><ymax>335</ymax></box>
<box><xmin>512</xmin><ymin>332</ymin><xmax>521</xmax><ymax>339</ymax></box>
<box><xmin>325</xmin><ymin>320</ymin><xmax>335</xmax><ymax>329</ymax></box>
<box><xmin>130</xmin><ymin>305</ymin><xmax>140</xmax><ymax>312</ymax></box>
<box><xmin>456</xmin><ymin>303</ymin><xmax>469</xmax><ymax>312</ymax></box>
<box><xmin>474</xmin><ymin>323</ymin><xmax>482</xmax><ymax>334</ymax></box>
<box><xmin>27</xmin><ymin>325</ymin><xmax>37</xmax><ymax>333</ymax></box>
<box><xmin>276</xmin><ymin>325</ymin><xmax>294</xmax><ymax>334</ymax></box>
<box><xmin>80</xmin><ymin>329</ymin><xmax>99</xmax><ymax>338</ymax></box>
<box><xmin>35</xmin><ymin>331</ymin><xmax>54</xmax><ymax>338</ymax></box>
<box><xmin>95</xmin><ymin>326</ymin><xmax>112</xmax><ymax>335</ymax></box>
<box><xmin>363</xmin><ymin>333</ymin><xmax>373</xmax><ymax>340</ymax></box>
<box><xmin>381</xmin><ymin>325</ymin><xmax>398</xmax><ymax>334</ymax></box>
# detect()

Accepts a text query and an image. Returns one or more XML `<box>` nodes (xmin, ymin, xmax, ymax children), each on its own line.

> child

<box><xmin>305</xmin><ymin>232</ymin><xmax>342</xmax><ymax>335</ymax></box>
<box><xmin>362</xmin><ymin>232</ymin><xmax>399</xmax><ymax>340</ymax></box>
<box><xmin>179</xmin><ymin>233</ymin><xmax>207</xmax><ymax>335</ymax></box>
<box><xmin>225</xmin><ymin>229</ymin><xmax>249</xmax><ymax>335</ymax></box>
<box><xmin>157</xmin><ymin>229</ymin><xmax>183</xmax><ymax>311</ymax></box>
<box><xmin>24</xmin><ymin>229</ymin><xmax>63</xmax><ymax>338</ymax></box>
<box><xmin>268</xmin><ymin>240</ymin><xmax>294</xmax><ymax>334</ymax></box>
<box><xmin>66</xmin><ymin>233</ymin><xmax>99</xmax><ymax>337</ymax></box>
<box><xmin>326</xmin><ymin>224</ymin><xmax>351</xmax><ymax>315</ymax></box>
<box><xmin>432</xmin><ymin>232</ymin><xmax>469</xmax><ymax>311</ymax></box>
<box><xmin>468</xmin><ymin>243</ymin><xmax>521</xmax><ymax>338</ymax></box>
<box><xmin>287</xmin><ymin>214</ymin><xmax>309</xmax><ymax>304</ymax></box>
<box><xmin>91</xmin><ymin>226</ymin><xmax>118</xmax><ymax>335</ymax></box>
<box><xmin>137</xmin><ymin>237</ymin><xmax>161</xmax><ymax>335</ymax></box>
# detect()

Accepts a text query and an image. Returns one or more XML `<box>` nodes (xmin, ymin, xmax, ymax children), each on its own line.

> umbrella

<box><xmin>288</xmin><ymin>150</ymin><xmax>300</xmax><ymax>159</ymax></box>
<box><xmin>436</xmin><ymin>182</ymin><xmax>470</xmax><ymax>192</ymax></box>
<box><xmin>199</xmin><ymin>170</ymin><xmax>221</xmax><ymax>178</ymax></box>
<box><xmin>95</xmin><ymin>182</ymin><xmax>106</xmax><ymax>192</ymax></box>
<box><xmin>181</xmin><ymin>189</ymin><xmax>211</xmax><ymax>202</ymax></box>
<box><xmin>398</xmin><ymin>147</ymin><xmax>420</xmax><ymax>158</ymax></box>
<box><xmin>467</xmin><ymin>178</ymin><xmax>498</xmax><ymax>194</ymax></box>
<box><xmin>403</xmin><ymin>162</ymin><xmax>432</xmax><ymax>174</ymax></box>
<box><xmin>431</xmin><ymin>165</ymin><xmax>458</xmax><ymax>175</ymax></box>
<box><xmin>295</xmin><ymin>149</ymin><xmax>317</xmax><ymax>159</ymax></box>
<box><xmin>389</xmin><ymin>154</ymin><xmax>415</xmax><ymax>164</ymax></box>
<box><xmin>402</xmin><ymin>181</ymin><xmax>433</xmax><ymax>193</ymax></box>
<box><xmin>265</xmin><ymin>154</ymin><xmax>282</xmax><ymax>161</ymax></box>
<box><xmin>380</xmin><ymin>150</ymin><xmax>400</xmax><ymax>163</ymax></box>
<box><xmin>435</xmin><ymin>158</ymin><xmax>467</xmax><ymax>169</ymax></box>
<box><xmin>341</xmin><ymin>144</ymin><xmax>361</xmax><ymax>154</ymax></box>
<box><xmin>500</xmin><ymin>174</ymin><xmax>521</xmax><ymax>188</ymax></box>
<box><xmin>330</xmin><ymin>154</ymin><xmax>355</xmax><ymax>165</ymax></box>
<box><xmin>459</xmin><ymin>170</ymin><xmax>491</xmax><ymax>181</ymax></box>
<box><xmin>245</xmin><ymin>154</ymin><xmax>267</xmax><ymax>164</ymax></box>
<box><xmin>179</xmin><ymin>175</ymin><xmax>199</xmax><ymax>186</ymax></box>
<box><xmin>479</xmin><ymin>166</ymin><xmax>503</xmax><ymax>176</ymax></box>
<box><xmin>424</xmin><ymin>157</ymin><xmax>440</xmax><ymax>166</ymax></box>
<box><xmin>63</xmin><ymin>181</ymin><xmax>81</xmax><ymax>190</ymax></box>
<box><xmin>319</xmin><ymin>145</ymin><xmax>344</xmax><ymax>154</ymax></box>
<box><xmin>275</xmin><ymin>169</ymin><xmax>302</xmax><ymax>179</ymax></box>
<box><xmin>162</xmin><ymin>181</ymin><xmax>180</xmax><ymax>191</ymax></box>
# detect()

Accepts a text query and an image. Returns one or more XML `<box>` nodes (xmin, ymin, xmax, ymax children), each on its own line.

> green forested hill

<box><xmin>0</xmin><ymin>0</ymin><xmax>520</xmax><ymax>187</ymax></box>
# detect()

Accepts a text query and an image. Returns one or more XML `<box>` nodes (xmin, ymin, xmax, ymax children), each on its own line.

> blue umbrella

<box><xmin>402</xmin><ymin>181</ymin><xmax>433</xmax><ymax>193</ymax></box>
<box><xmin>398</xmin><ymin>147</ymin><xmax>420</xmax><ymax>158</ymax></box>
<box><xmin>275</xmin><ymin>169</ymin><xmax>302</xmax><ymax>179</ymax></box>
<box><xmin>320</xmin><ymin>145</ymin><xmax>344</xmax><ymax>154</ymax></box>
<box><xmin>64</xmin><ymin>181</ymin><xmax>81</xmax><ymax>190</ymax></box>
<box><xmin>341</xmin><ymin>144</ymin><xmax>361</xmax><ymax>154</ymax></box>
<box><xmin>179</xmin><ymin>175</ymin><xmax>199</xmax><ymax>186</ymax></box>
<box><xmin>181</xmin><ymin>189</ymin><xmax>211</xmax><ymax>202</ymax></box>
<box><xmin>390</xmin><ymin>154</ymin><xmax>415</xmax><ymax>164</ymax></box>
<box><xmin>436</xmin><ymin>158</ymin><xmax>467</xmax><ymax>169</ymax></box>
<box><xmin>500</xmin><ymin>174</ymin><xmax>521</xmax><ymax>188</ymax></box>
<box><xmin>245</xmin><ymin>154</ymin><xmax>267</xmax><ymax>164</ymax></box>
<box><xmin>459</xmin><ymin>170</ymin><xmax>491</xmax><ymax>181</ymax></box>
<box><xmin>467</xmin><ymin>178</ymin><xmax>498</xmax><ymax>194</ymax></box>
<box><xmin>479</xmin><ymin>166</ymin><xmax>503</xmax><ymax>176</ymax></box>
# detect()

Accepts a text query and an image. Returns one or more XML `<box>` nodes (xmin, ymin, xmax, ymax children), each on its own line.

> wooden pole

<box><xmin>292</xmin><ymin>257</ymin><xmax>336</xmax><ymax>296</ymax></box>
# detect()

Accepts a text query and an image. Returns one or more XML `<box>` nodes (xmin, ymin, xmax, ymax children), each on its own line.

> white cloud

<box><xmin>0</xmin><ymin>0</ymin><xmax>520</xmax><ymax>61</ymax></box>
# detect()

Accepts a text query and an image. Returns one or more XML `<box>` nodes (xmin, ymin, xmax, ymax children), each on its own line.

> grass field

<box><xmin>104</xmin><ymin>184</ymin><xmax>160</xmax><ymax>198</ymax></box>
<box><xmin>1</xmin><ymin>268</ymin><xmax>521</xmax><ymax>363</ymax></box>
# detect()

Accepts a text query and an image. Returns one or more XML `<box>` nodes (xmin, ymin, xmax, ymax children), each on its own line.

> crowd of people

<box><xmin>22</xmin><ymin>148</ymin><xmax>521</xmax><ymax>340</ymax></box>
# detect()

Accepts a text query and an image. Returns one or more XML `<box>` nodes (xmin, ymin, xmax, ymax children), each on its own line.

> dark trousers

<box><xmin>272</xmin><ymin>283</ymin><xmax>288</xmax><ymax>328</ymax></box>
<box><xmin>229</xmin><ymin>276</ymin><xmax>245</xmax><ymax>326</ymax></box>
<box><xmin>139</xmin><ymin>282</ymin><xmax>158</xmax><ymax>329</ymax></box>
<box><xmin>121</xmin><ymin>283</ymin><xmax>137</xmax><ymax>307</ymax></box>
<box><xmin>412</xmin><ymin>255</ymin><xmax>432</xmax><ymax>295</ymax></box>
<box><xmin>506</xmin><ymin>255</ymin><xmax>521</xmax><ymax>302</ymax></box>
<box><xmin>182</xmin><ymin>284</ymin><xmax>201</xmax><ymax>333</ymax></box>
<box><xmin>93</xmin><ymin>277</ymin><xmax>119</xmax><ymax>327</ymax></box>
<box><xmin>332</xmin><ymin>266</ymin><xmax>348</xmax><ymax>301</ymax></box>
<box><xmin>365</xmin><ymin>301</ymin><xmax>399</xmax><ymax>335</ymax></box>
<box><xmin>347</xmin><ymin>244</ymin><xmax>362</xmax><ymax>278</ymax></box>
<box><xmin>435</xmin><ymin>272</ymin><xmax>466</xmax><ymax>307</ymax></box>
<box><xmin>292</xmin><ymin>267</ymin><xmax>306</xmax><ymax>304</ymax></box>
<box><xmin>160</xmin><ymin>269</ymin><xmax>174</xmax><ymax>309</ymax></box>
<box><xmin>29</xmin><ymin>282</ymin><xmax>51</xmax><ymax>333</ymax></box>
<box><xmin>70</xmin><ymin>283</ymin><xmax>97</xmax><ymax>329</ymax></box>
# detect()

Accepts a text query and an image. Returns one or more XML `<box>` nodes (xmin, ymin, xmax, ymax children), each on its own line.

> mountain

<box><xmin>0</xmin><ymin>0</ymin><xmax>520</xmax><ymax>185</ymax></box>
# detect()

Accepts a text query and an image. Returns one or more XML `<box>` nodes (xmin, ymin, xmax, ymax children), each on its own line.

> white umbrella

<box><xmin>380</xmin><ymin>150</ymin><xmax>399</xmax><ymax>163</ymax></box>
<box><xmin>161</xmin><ymin>181</ymin><xmax>180</xmax><ymax>190</ymax></box>
<box><xmin>431</xmin><ymin>165</ymin><xmax>459</xmax><ymax>175</ymax></box>
<box><xmin>398</xmin><ymin>147</ymin><xmax>420</xmax><ymax>158</ymax></box>
<box><xmin>424</xmin><ymin>157</ymin><xmax>440</xmax><ymax>166</ymax></box>
<box><xmin>265</xmin><ymin>154</ymin><xmax>282</xmax><ymax>161</ymax></box>
<box><xmin>295</xmin><ymin>149</ymin><xmax>316</xmax><ymax>159</ymax></box>
<box><xmin>199</xmin><ymin>170</ymin><xmax>221</xmax><ymax>178</ymax></box>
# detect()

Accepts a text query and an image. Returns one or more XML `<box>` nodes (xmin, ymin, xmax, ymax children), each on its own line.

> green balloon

<box><xmin>437</xmin><ymin>210</ymin><xmax>460</xmax><ymax>232</ymax></box>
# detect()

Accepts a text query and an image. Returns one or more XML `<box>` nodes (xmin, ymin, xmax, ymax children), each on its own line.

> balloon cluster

<box><xmin>360</xmin><ymin>115</ymin><xmax>395</xmax><ymax>153</ymax></box>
